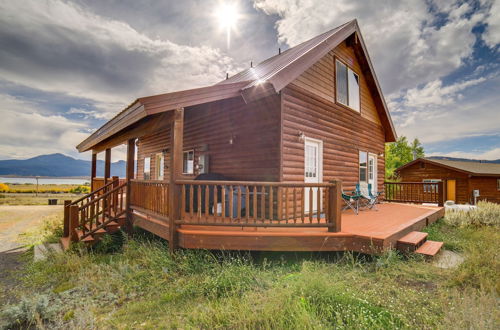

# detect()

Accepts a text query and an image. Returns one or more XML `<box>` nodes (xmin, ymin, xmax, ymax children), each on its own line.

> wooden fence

<box><xmin>384</xmin><ymin>182</ymin><xmax>444</xmax><ymax>206</ymax></box>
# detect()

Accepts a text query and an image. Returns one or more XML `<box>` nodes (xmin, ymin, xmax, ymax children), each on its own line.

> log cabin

<box><xmin>396</xmin><ymin>158</ymin><xmax>500</xmax><ymax>204</ymax></box>
<box><xmin>62</xmin><ymin>20</ymin><xmax>445</xmax><ymax>256</ymax></box>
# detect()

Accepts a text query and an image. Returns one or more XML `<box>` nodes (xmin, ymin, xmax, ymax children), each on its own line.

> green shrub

<box><xmin>1</xmin><ymin>294</ymin><xmax>57</xmax><ymax>327</ymax></box>
<box><xmin>445</xmin><ymin>201</ymin><xmax>500</xmax><ymax>227</ymax></box>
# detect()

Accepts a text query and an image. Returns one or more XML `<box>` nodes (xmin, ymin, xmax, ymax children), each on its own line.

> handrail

<box><xmin>68</xmin><ymin>178</ymin><xmax>118</xmax><ymax>206</ymax></box>
<box><xmin>176</xmin><ymin>180</ymin><xmax>335</xmax><ymax>187</ymax></box>
<box><xmin>79</xmin><ymin>182</ymin><xmax>127</xmax><ymax>210</ymax></box>
<box><xmin>130</xmin><ymin>179</ymin><xmax>170</xmax><ymax>184</ymax></box>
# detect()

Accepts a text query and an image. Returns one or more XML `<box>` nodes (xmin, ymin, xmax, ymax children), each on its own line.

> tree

<box><xmin>385</xmin><ymin>136</ymin><xmax>425</xmax><ymax>180</ymax></box>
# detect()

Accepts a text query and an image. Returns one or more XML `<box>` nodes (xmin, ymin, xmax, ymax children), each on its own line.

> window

<box><xmin>143</xmin><ymin>157</ymin><xmax>151</xmax><ymax>180</ymax></box>
<box><xmin>336</xmin><ymin>59</ymin><xmax>360</xmax><ymax>111</ymax></box>
<box><xmin>183</xmin><ymin>150</ymin><xmax>194</xmax><ymax>174</ymax></box>
<box><xmin>423</xmin><ymin>179</ymin><xmax>441</xmax><ymax>193</ymax></box>
<box><xmin>368</xmin><ymin>157</ymin><xmax>374</xmax><ymax>181</ymax></box>
<box><xmin>497</xmin><ymin>179</ymin><xmax>500</xmax><ymax>191</ymax></box>
<box><xmin>155</xmin><ymin>153</ymin><xmax>164</xmax><ymax>180</ymax></box>
<box><xmin>359</xmin><ymin>151</ymin><xmax>367</xmax><ymax>182</ymax></box>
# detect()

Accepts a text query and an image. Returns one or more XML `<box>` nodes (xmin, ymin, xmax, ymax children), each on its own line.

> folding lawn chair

<box><xmin>342</xmin><ymin>191</ymin><xmax>360</xmax><ymax>215</ymax></box>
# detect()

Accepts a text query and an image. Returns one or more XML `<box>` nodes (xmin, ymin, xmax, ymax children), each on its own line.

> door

<box><xmin>368</xmin><ymin>154</ymin><xmax>377</xmax><ymax>193</ymax></box>
<box><xmin>447</xmin><ymin>179</ymin><xmax>456</xmax><ymax>202</ymax></box>
<box><xmin>304</xmin><ymin>138</ymin><xmax>322</xmax><ymax>214</ymax></box>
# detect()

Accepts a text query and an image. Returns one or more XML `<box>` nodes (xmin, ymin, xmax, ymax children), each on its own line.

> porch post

<box><xmin>90</xmin><ymin>153</ymin><xmax>97</xmax><ymax>191</ymax></box>
<box><xmin>104</xmin><ymin>148</ymin><xmax>111</xmax><ymax>185</ymax></box>
<box><xmin>328</xmin><ymin>180</ymin><xmax>342</xmax><ymax>232</ymax></box>
<box><xmin>169</xmin><ymin>108</ymin><xmax>184</xmax><ymax>253</ymax></box>
<box><xmin>438</xmin><ymin>181</ymin><xmax>444</xmax><ymax>207</ymax></box>
<box><xmin>125</xmin><ymin>138</ymin><xmax>136</xmax><ymax>233</ymax></box>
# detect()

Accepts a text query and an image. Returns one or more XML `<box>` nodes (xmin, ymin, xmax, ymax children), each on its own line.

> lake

<box><xmin>0</xmin><ymin>177</ymin><xmax>89</xmax><ymax>185</ymax></box>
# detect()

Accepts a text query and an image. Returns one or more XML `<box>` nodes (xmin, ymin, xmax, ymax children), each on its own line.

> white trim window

<box><xmin>183</xmin><ymin>150</ymin><xmax>194</xmax><ymax>174</ymax></box>
<box><xmin>143</xmin><ymin>157</ymin><xmax>151</xmax><ymax>180</ymax></box>
<box><xmin>336</xmin><ymin>59</ymin><xmax>360</xmax><ymax>111</ymax></box>
<box><xmin>155</xmin><ymin>153</ymin><xmax>164</xmax><ymax>180</ymax></box>
<box><xmin>359</xmin><ymin>151</ymin><xmax>367</xmax><ymax>182</ymax></box>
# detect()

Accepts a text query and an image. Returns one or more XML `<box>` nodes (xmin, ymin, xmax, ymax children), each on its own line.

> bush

<box><xmin>69</xmin><ymin>185</ymin><xmax>90</xmax><ymax>194</ymax></box>
<box><xmin>1</xmin><ymin>294</ymin><xmax>58</xmax><ymax>327</ymax></box>
<box><xmin>445</xmin><ymin>201</ymin><xmax>500</xmax><ymax>227</ymax></box>
<box><xmin>0</xmin><ymin>182</ymin><xmax>9</xmax><ymax>192</ymax></box>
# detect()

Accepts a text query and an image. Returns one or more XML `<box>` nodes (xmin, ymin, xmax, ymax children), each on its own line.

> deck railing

<box><xmin>129</xmin><ymin>179</ymin><xmax>169</xmax><ymax>218</ymax></box>
<box><xmin>384</xmin><ymin>182</ymin><xmax>444</xmax><ymax>206</ymax></box>
<box><xmin>175</xmin><ymin>180</ymin><xmax>342</xmax><ymax>231</ymax></box>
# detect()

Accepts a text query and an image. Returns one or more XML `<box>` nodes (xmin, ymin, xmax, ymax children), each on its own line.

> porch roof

<box><xmin>77</xmin><ymin>19</ymin><xmax>397</xmax><ymax>153</ymax></box>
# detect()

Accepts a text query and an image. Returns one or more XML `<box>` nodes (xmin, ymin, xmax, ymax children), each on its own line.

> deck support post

<box><xmin>169</xmin><ymin>108</ymin><xmax>184</xmax><ymax>253</ymax></box>
<box><xmin>90</xmin><ymin>153</ymin><xmax>97</xmax><ymax>191</ymax></box>
<box><xmin>328</xmin><ymin>180</ymin><xmax>342</xmax><ymax>232</ymax></box>
<box><xmin>63</xmin><ymin>200</ymin><xmax>71</xmax><ymax>237</ymax></box>
<box><xmin>438</xmin><ymin>181</ymin><xmax>444</xmax><ymax>207</ymax></box>
<box><xmin>104</xmin><ymin>148</ymin><xmax>111</xmax><ymax>185</ymax></box>
<box><xmin>69</xmin><ymin>205</ymin><xmax>79</xmax><ymax>242</ymax></box>
<box><xmin>125</xmin><ymin>138</ymin><xmax>135</xmax><ymax>233</ymax></box>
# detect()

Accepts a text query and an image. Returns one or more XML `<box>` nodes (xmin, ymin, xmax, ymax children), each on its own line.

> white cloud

<box><xmin>0</xmin><ymin>0</ymin><xmax>242</xmax><ymax>107</ymax></box>
<box><xmin>0</xmin><ymin>93</ymin><xmax>89</xmax><ymax>159</ymax></box>
<box><xmin>253</xmin><ymin>0</ymin><xmax>485</xmax><ymax>94</ymax></box>
<box><xmin>402</xmin><ymin>77</ymin><xmax>486</xmax><ymax>108</ymax></box>
<box><xmin>483</xmin><ymin>0</ymin><xmax>500</xmax><ymax>48</ymax></box>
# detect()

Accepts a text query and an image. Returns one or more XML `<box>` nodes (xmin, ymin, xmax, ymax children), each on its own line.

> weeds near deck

<box><xmin>2</xmin><ymin>215</ymin><xmax>499</xmax><ymax>329</ymax></box>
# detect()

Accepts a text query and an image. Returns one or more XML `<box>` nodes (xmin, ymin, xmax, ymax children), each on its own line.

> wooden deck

<box><xmin>169</xmin><ymin>203</ymin><xmax>444</xmax><ymax>253</ymax></box>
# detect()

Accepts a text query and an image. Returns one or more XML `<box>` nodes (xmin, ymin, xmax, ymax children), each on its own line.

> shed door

<box><xmin>304</xmin><ymin>138</ymin><xmax>322</xmax><ymax>214</ymax></box>
<box><xmin>447</xmin><ymin>180</ymin><xmax>456</xmax><ymax>202</ymax></box>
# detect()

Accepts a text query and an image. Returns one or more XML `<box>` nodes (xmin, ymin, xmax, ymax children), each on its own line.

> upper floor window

<box><xmin>336</xmin><ymin>59</ymin><xmax>360</xmax><ymax>112</ymax></box>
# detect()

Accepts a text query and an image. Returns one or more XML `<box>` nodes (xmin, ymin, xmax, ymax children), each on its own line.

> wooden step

<box><xmin>75</xmin><ymin>229</ymin><xmax>95</xmax><ymax>243</ymax></box>
<box><xmin>415</xmin><ymin>241</ymin><xmax>443</xmax><ymax>257</ymax></box>
<box><xmin>104</xmin><ymin>221</ymin><xmax>121</xmax><ymax>233</ymax></box>
<box><xmin>396</xmin><ymin>231</ymin><xmax>428</xmax><ymax>252</ymax></box>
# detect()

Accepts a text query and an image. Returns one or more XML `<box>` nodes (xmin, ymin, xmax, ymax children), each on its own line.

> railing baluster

<box><xmin>197</xmin><ymin>185</ymin><xmax>202</xmax><ymax>221</ymax></box>
<box><xmin>245</xmin><ymin>186</ymin><xmax>250</xmax><ymax>222</ymax></box>
<box><xmin>277</xmin><ymin>187</ymin><xmax>282</xmax><ymax>221</ymax></box>
<box><xmin>237</xmin><ymin>186</ymin><xmax>242</xmax><ymax>220</ymax></box>
<box><xmin>229</xmin><ymin>185</ymin><xmax>234</xmax><ymax>220</ymax></box>
<box><xmin>261</xmin><ymin>186</ymin><xmax>266</xmax><ymax>220</ymax></box>
<box><xmin>301</xmin><ymin>187</ymin><xmax>305</xmax><ymax>223</ymax></box>
<box><xmin>284</xmin><ymin>187</ymin><xmax>289</xmax><ymax>224</ymax></box>
<box><xmin>213</xmin><ymin>185</ymin><xmax>218</xmax><ymax>220</ymax></box>
<box><xmin>253</xmin><ymin>186</ymin><xmax>258</xmax><ymax>221</ymax></box>
<box><xmin>309</xmin><ymin>187</ymin><xmax>313</xmax><ymax>222</ymax></box>
<box><xmin>205</xmin><ymin>185</ymin><xmax>210</xmax><ymax>219</ymax></box>
<box><xmin>269</xmin><ymin>186</ymin><xmax>273</xmax><ymax>222</ymax></box>
<box><xmin>221</xmin><ymin>185</ymin><xmax>226</xmax><ymax>220</ymax></box>
<box><xmin>293</xmin><ymin>188</ymin><xmax>298</xmax><ymax>223</ymax></box>
<box><xmin>317</xmin><ymin>187</ymin><xmax>321</xmax><ymax>223</ymax></box>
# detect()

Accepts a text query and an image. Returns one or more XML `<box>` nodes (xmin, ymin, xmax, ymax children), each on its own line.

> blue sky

<box><xmin>0</xmin><ymin>0</ymin><xmax>498</xmax><ymax>161</ymax></box>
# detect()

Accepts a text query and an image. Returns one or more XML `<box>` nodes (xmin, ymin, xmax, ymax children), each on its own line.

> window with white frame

<box><xmin>423</xmin><ymin>179</ymin><xmax>441</xmax><ymax>193</ymax></box>
<box><xmin>336</xmin><ymin>59</ymin><xmax>360</xmax><ymax>111</ymax></box>
<box><xmin>155</xmin><ymin>153</ymin><xmax>164</xmax><ymax>180</ymax></box>
<box><xmin>183</xmin><ymin>150</ymin><xmax>194</xmax><ymax>174</ymax></box>
<box><xmin>144</xmin><ymin>157</ymin><xmax>151</xmax><ymax>180</ymax></box>
<box><xmin>359</xmin><ymin>151</ymin><xmax>367</xmax><ymax>182</ymax></box>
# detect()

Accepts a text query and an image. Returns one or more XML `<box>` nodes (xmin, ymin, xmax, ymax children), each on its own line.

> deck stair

<box><xmin>60</xmin><ymin>177</ymin><xmax>127</xmax><ymax>250</ymax></box>
<box><xmin>396</xmin><ymin>231</ymin><xmax>443</xmax><ymax>257</ymax></box>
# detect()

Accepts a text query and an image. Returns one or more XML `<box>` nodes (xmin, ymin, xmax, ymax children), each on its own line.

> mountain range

<box><xmin>427</xmin><ymin>156</ymin><xmax>500</xmax><ymax>164</ymax></box>
<box><xmin>0</xmin><ymin>153</ymin><xmax>126</xmax><ymax>177</ymax></box>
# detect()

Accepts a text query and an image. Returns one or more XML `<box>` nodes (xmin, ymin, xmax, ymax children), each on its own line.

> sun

<box><xmin>214</xmin><ymin>2</ymin><xmax>240</xmax><ymax>49</ymax></box>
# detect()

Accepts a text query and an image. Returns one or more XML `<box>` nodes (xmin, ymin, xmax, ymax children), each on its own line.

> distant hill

<box><xmin>427</xmin><ymin>156</ymin><xmax>500</xmax><ymax>164</ymax></box>
<box><xmin>0</xmin><ymin>153</ymin><xmax>126</xmax><ymax>177</ymax></box>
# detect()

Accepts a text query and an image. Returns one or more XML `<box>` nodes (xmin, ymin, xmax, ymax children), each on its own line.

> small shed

<box><xmin>396</xmin><ymin>158</ymin><xmax>500</xmax><ymax>204</ymax></box>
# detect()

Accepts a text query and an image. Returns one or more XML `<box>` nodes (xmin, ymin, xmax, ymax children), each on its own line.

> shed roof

<box><xmin>396</xmin><ymin>158</ymin><xmax>500</xmax><ymax>176</ymax></box>
<box><xmin>77</xmin><ymin>19</ymin><xmax>396</xmax><ymax>152</ymax></box>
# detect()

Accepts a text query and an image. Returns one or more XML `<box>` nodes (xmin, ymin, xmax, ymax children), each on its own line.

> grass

<box><xmin>0</xmin><ymin>193</ymin><xmax>81</xmax><ymax>205</ymax></box>
<box><xmin>2</xmin><ymin>204</ymin><xmax>500</xmax><ymax>328</ymax></box>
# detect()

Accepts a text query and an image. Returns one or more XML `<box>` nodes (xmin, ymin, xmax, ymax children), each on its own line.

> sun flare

<box><xmin>214</xmin><ymin>2</ymin><xmax>240</xmax><ymax>49</ymax></box>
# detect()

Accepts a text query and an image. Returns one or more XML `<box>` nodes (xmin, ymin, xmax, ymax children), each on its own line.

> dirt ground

<box><xmin>0</xmin><ymin>205</ymin><xmax>62</xmax><ymax>305</ymax></box>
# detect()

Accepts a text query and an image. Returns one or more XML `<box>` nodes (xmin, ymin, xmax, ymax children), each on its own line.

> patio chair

<box><xmin>342</xmin><ymin>191</ymin><xmax>360</xmax><ymax>215</ymax></box>
<box><xmin>368</xmin><ymin>184</ymin><xmax>382</xmax><ymax>208</ymax></box>
<box><xmin>357</xmin><ymin>183</ymin><xmax>379</xmax><ymax>210</ymax></box>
